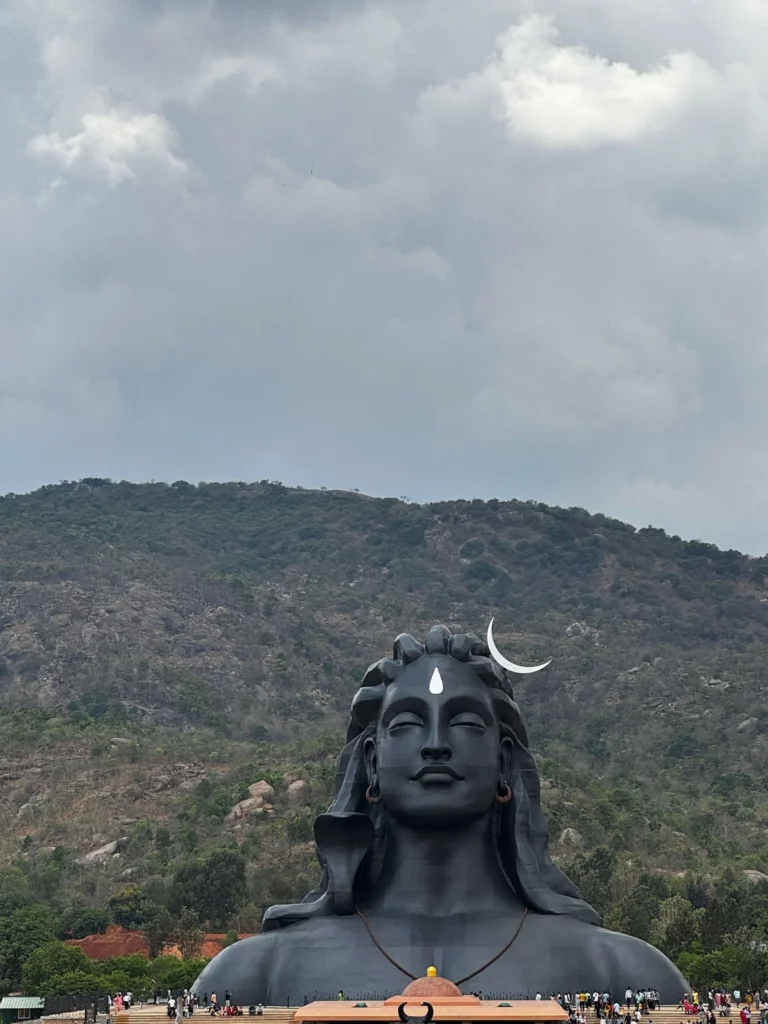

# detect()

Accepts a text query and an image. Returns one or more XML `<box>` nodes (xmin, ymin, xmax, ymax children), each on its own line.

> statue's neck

<box><xmin>364</xmin><ymin>809</ymin><xmax>522</xmax><ymax>917</ymax></box>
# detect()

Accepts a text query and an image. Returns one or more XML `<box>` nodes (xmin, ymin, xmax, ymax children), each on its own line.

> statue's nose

<box><xmin>421</xmin><ymin>716</ymin><xmax>451</xmax><ymax>761</ymax></box>
<box><xmin>420</xmin><ymin>742</ymin><xmax>451</xmax><ymax>761</ymax></box>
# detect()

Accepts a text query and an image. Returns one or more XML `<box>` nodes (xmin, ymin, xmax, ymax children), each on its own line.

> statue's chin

<box><xmin>382</xmin><ymin>795</ymin><xmax>495</xmax><ymax>830</ymax></box>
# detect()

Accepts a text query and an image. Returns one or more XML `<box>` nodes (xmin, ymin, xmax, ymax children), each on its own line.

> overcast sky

<box><xmin>3</xmin><ymin>1</ymin><xmax>768</xmax><ymax>552</ymax></box>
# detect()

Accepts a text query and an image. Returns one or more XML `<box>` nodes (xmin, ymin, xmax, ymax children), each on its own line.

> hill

<box><xmin>1</xmin><ymin>479</ymin><xmax>768</xmax><ymax>990</ymax></box>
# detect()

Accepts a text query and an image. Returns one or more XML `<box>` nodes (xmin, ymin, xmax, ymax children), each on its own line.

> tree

<box><xmin>564</xmin><ymin>847</ymin><xmax>616</xmax><ymax>918</ymax></box>
<box><xmin>58</xmin><ymin>906</ymin><xmax>109</xmax><ymax>940</ymax></box>
<box><xmin>155</xmin><ymin>827</ymin><xmax>171</xmax><ymax>853</ymax></box>
<box><xmin>684</xmin><ymin>874</ymin><xmax>710</xmax><ymax>909</ymax></box>
<box><xmin>700</xmin><ymin>870</ymin><xmax>750</xmax><ymax>950</ymax></box>
<box><xmin>0</xmin><ymin>891</ymin><xmax>32</xmax><ymax>920</ymax></box>
<box><xmin>677</xmin><ymin>950</ymin><xmax>729</xmax><ymax>989</ymax></box>
<box><xmin>46</xmin><ymin>970</ymin><xmax>103</xmax><ymax>997</ymax></box>
<box><xmin>107</xmin><ymin>887</ymin><xmax>155</xmax><ymax>930</ymax></box>
<box><xmin>181</xmin><ymin>829</ymin><xmax>199</xmax><ymax>854</ymax></box>
<box><xmin>150</xmin><ymin>956</ymin><xmax>209</xmax><ymax>990</ymax></box>
<box><xmin>177</xmin><ymin>908</ymin><xmax>204</xmax><ymax>961</ymax></box>
<box><xmin>146</xmin><ymin>908</ymin><xmax>174</xmax><ymax>959</ymax></box>
<box><xmin>169</xmin><ymin>850</ymin><xmax>247</xmax><ymax>929</ymax></box>
<box><xmin>614</xmin><ymin>881</ymin><xmax>663</xmax><ymax>943</ymax></box>
<box><xmin>0</xmin><ymin>904</ymin><xmax>58</xmax><ymax>991</ymax></box>
<box><xmin>129</xmin><ymin>820</ymin><xmax>154</xmax><ymax>854</ymax></box>
<box><xmin>201</xmin><ymin>851</ymin><xmax>247</xmax><ymax>928</ymax></box>
<box><xmin>150</xmin><ymin>955</ymin><xmax>191</xmax><ymax>989</ymax></box>
<box><xmin>720</xmin><ymin>927</ymin><xmax>766</xmax><ymax>990</ymax></box>
<box><xmin>97</xmin><ymin>970</ymin><xmax>133</xmax><ymax>995</ymax></box>
<box><xmin>22</xmin><ymin>941</ymin><xmax>93</xmax><ymax>995</ymax></box>
<box><xmin>650</xmin><ymin>896</ymin><xmax>704</xmax><ymax>961</ymax></box>
<box><xmin>107</xmin><ymin>954</ymin><xmax>155</xmax><ymax>982</ymax></box>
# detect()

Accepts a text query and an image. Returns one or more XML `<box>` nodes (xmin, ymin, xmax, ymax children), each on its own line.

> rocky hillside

<box><xmin>1</xmin><ymin>479</ymin><xmax>768</xmax><ymax>913</ymax></box>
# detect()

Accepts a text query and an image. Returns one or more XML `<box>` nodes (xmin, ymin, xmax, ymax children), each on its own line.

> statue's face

<box><xmin>366</xmin><ymin>656</ymin><xmax>511</xmax><ymax>828</ymax></box>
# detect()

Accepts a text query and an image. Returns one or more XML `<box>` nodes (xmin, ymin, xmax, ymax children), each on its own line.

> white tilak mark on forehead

<box><xmin>428</xmin><ymin>667</ymin><xmax>444</xmax><ymax>694</ymax></box>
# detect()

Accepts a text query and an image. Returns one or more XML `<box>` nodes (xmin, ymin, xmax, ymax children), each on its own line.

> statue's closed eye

<box><xmin>449</xmin><ymin>713</ymin><xmax>486</xmax><ymax>731</ymax></box>
<box><xmin>388</xmin><ymin>712</ymin><xmax>424</xmax><ymax>732</ymax></box>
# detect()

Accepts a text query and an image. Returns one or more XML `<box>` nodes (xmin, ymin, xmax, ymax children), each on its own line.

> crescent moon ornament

<box><xmin>487</xmin><ymin>618</ymin><xmax>552</xmax><ymax>675</ymax></box>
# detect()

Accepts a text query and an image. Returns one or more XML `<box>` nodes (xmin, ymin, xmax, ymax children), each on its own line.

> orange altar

<box><xmin>293</xmin><ymin>969</ymin><xmax>569</xmax><ymax>1024</ymax></box>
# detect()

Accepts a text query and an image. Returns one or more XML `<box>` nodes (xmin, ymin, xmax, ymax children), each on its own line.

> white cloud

<box><xmin>28</xmin><ymin>104</ymin><xmax>185</xmax><ymax>184</ymax></box>
<box><xmin>420</xmin><ymin>14</ymin><xmax>727</xmax><ymax>149</ymax></box>
<box><xmin>494</xmin><ymin>15</ymin><xmax>721</xmax><ymax>147</ymax></box>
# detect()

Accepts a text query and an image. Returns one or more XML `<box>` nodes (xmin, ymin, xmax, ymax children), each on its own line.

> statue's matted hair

<box><xmin>262</xmin><ymin>624</ymin><xmax>601</xmax><ymax>931</ymax></box>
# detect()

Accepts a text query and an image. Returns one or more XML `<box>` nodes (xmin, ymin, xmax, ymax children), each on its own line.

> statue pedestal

<box><xmin>294</xmin><ymin>998</ymin><xmax>568</xmax><ymax>1023</ymax></box>
<box><xmin>294</xmin><ymin>975</ymin><xmax>569</xmax><ymax>1024</ymax></box>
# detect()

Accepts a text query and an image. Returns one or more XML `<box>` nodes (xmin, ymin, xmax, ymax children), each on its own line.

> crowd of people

<box><xmin>680</xmin><ymin>990</ymin><xmax>768</xmax><ymax>1024</ymax></box>
<box><xmin>105</xmin><ymin>990</ymin><xmax>264</xmax><ymax>1020</ymax></box>
<box><xmin>161</xmin><ymin>991</ymin><xmax>264</xmax><ymax>1019</ymax></box>
<box><xmin>539</xmin><ymin>988</ymin><xmax>662</xmax><ymax>1023</ymax></box>
<box><xmin>106</xmin><ymin>982</ymin><xmax>768</xmax><ymax>1022</ymax></box>
<box><xmin>544</xmin><ymin>987</ymin><xmax>768</xmax><ymax>1024</ymax></box>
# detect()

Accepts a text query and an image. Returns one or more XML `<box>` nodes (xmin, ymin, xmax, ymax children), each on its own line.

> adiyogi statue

<box><xmin>194</xmin><ymin>624</ymin><xmax>688</xmax><ymax>1003</ymax></box>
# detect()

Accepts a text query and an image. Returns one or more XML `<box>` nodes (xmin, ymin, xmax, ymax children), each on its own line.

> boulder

<box><xmin>248</xmin><ymin>780</ymin><xmax>275</xmax><ymax>801</ymax></box>
<box><xmin>287</xmin><ymin>780</ymin><xmax>308</xmax><ymax>805</ymax></box>
<box><xmin>737</xmin><ymin>717</ymin><xmax>759</xmax><ymax>734</ymax></box>
<box><xmin>110</xmin><ymin>737</ymin><xmax>132</xmax><ymax>745</ymax></box>
<box><xmin>559</xmin><ymin>828</ymin><xmax>583</xmax><ymax>848</ymax></box>
<box><xmin>227</xmin><ymin>797</ymin><xmax>262</xmax><ymax>821</ymax></box>
<box><xmin>227</xmin><ymin>780</ymin><xmax>276</xmax><ymax>822</ymax></box>
<box><xmin>745</xmin><ymin>870</ymin><xmax>768</xmax><ymax>884</ymax></box>
<box><xmin>77</xmin><ymin>838</ymin><xmax>128</xmax><ymax>864</ymax></box>
<box><xmin>565</xmin><ymin>622</ymin><xmax>590</xmax><ymax>639</ymax></box>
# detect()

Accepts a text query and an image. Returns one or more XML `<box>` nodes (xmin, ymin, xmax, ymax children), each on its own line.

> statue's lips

<box><xmin>411</xmin><ymin>764</ymin><xmax>464</xmax><ymax>781</ymax></box>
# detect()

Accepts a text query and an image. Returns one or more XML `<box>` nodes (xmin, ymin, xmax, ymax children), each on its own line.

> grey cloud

<box><xmin>3</xmin><ymin>0</ymin><xmax>768</xmax><ymax>551</ymax></box>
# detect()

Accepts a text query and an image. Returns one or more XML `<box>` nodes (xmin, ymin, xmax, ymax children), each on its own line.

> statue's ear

<box><xmin>500</xmin><ymin>735</ymin><xmax>514</xmax><ymax>782</ymax></box>
<box><xmin>363</xmin><ymin>735</ymin><xmax>378</xmax><ymax>784</ymax></box>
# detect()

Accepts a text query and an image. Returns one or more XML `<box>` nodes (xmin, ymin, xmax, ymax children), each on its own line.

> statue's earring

<box><xmin>496</xmin><ymin>780</ymin><xmax>512</xmax><ymax>804</ymax></box>
<box><xmin>366</xmin><ymin>778</ymin><xmax>381</xmax><ymax>804</ymax></box>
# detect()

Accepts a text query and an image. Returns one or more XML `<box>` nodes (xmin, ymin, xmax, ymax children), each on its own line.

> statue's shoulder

<box><xmin>593</xmin><ymin>926</ymin><xmax>688</xmax><ymax>996</ymax></box>
<box><xmin>193</xmin><ymin>932</ymin><xmax>277</xmax><ymax>999</ymax></box>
